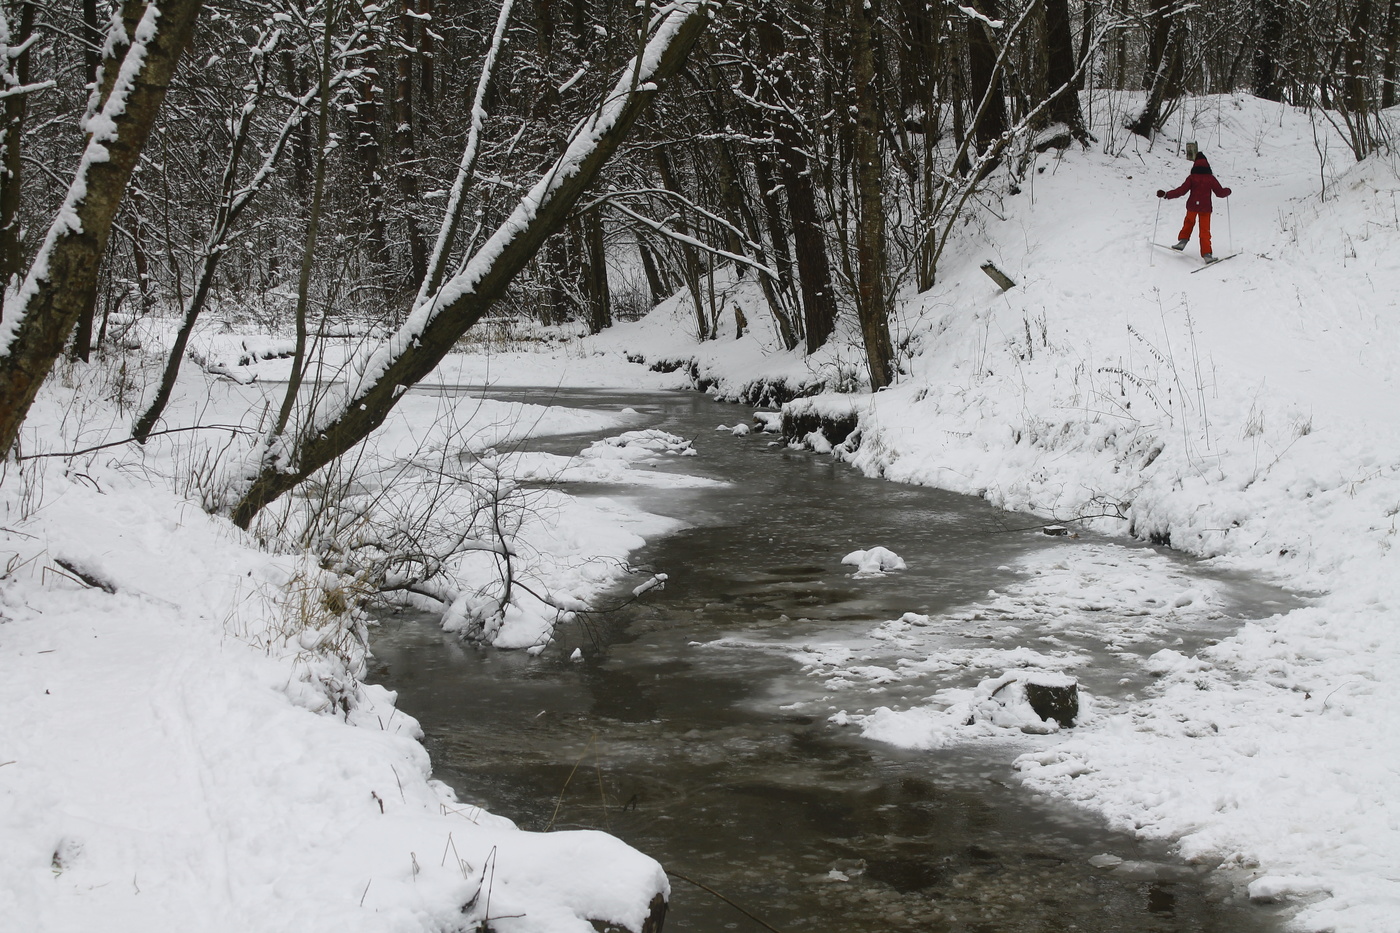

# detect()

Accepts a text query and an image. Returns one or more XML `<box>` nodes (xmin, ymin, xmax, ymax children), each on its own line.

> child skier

<box><xmin>1157</xmin><ymin>153</ymin><xmax>1232</xmax><ymax>262</ymax></box>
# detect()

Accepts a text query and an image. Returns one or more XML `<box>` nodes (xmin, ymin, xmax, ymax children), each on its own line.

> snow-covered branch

<box><xmin>230</xmin><ymin>0</ymin><xmax>722</xmax><ymax>528</ymax></box>
<box><xmin>413</xmin><ymin>0</ymin><xmax>516</xmax><ymax>309</ymax></box>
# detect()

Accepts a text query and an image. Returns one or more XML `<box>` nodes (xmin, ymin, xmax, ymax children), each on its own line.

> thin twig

<box><xmin>665</xmin><ymin>869</ymin><xmax>790</xmax><ymax>933</ymax></box>
<box><xmin>20</xmin><ymin>424</ymin><xmax>256</xmax><ymax>460</ymax></box>
<box><xmin>545</xmin><ymin>734</ymin><xmax>598</xmax><ymax>831</ymax></box>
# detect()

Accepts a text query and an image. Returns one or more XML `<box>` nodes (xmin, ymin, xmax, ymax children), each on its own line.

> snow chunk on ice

<box><xmin>1248</xmin><ymin>875</ymin><xmax>1331</xmax><ymax>903</ymax></box>
<box><xmin>859</xmin><ymin>670</ymin><xmax>1088</xmax><ymax>748</ymax></box>
<box><xmin>842</xmin><ymin>546</ymin><xmax>907</xmax><ymax>577</ymax></box>
<box><xmin>1144</xmin><ymin>648</ymin><xmax>1208</xmax><ymax>676</ymax></box>
<box><xmin>753</xmin><ymin>411</ymin><xmax>782</xmax><ymax>433</ymax></box>
<box><xmin>581</xmin><ymin>428</ymin><xmax>696</xmax><ymax>461</ymax></box>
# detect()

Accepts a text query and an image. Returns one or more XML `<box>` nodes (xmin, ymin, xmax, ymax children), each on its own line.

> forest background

<box><xmin>3</xmin><ymin>0</ymin><xmax>1387</xmax><ymax>522</ymax></box>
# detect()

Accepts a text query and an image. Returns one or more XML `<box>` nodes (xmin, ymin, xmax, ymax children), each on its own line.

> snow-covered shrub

<box><xmin>240</xmin><ymin>557</ymin><xmax>375</xmax><ymax>716</ymax></box>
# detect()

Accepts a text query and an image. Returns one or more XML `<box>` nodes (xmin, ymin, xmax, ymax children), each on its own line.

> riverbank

<box><xmin>592</xmin><ymin>95</ymin><xmax>1400</xmax><ymax>930</ymax></box>
<box><xmin>0</xmin><ymin>362</ymin><xmax>688</xmax><ymax>930</ymax></box>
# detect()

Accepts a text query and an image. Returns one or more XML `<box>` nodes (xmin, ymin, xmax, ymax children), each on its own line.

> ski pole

<box><xmin>1227</xmin><ymin>197</ymin><xmax>1233</xmax><ymax>254</ymax></box>
<box><xmin>1152</xmin><ymin>197</ymin><xmax>1162</xmax><ymax>265</ymax></box>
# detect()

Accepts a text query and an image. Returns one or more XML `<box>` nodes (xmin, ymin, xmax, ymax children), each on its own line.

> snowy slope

<box><xmin>606</xmin><ymin>94</ymin><xmax>1400</xmax><ymax>931</ymax></box>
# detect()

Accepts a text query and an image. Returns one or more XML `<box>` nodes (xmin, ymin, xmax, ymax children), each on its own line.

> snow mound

<box><xmin>851</xmin><ymin>671</ymin><xmax>1089</xmax><ymax>749</ymax></box>
<box><xmin>841</xmin><ymin>546</ymin><xmax>906</xmax><ymax>577</ymax></box>
<box><xmin>753</xmin><ymin>411</ymin><xmax>782</xmax><ymax>433</ymax></box>
<box><xmin>580</xmin><ymin>428</ymin><xmax>697</xmax><ymax>460</ymax></box>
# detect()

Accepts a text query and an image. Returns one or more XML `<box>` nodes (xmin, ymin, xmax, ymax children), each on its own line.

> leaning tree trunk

<box><xmin>230</xmin><ymin>1</ymin><xmax>719</xmax><ymax>529</ymax></box>
<box><xmin>1129</xmin><ymin>0</ymin><xmax>1184</xmax><ymax>137</ymax></box>
<box><xmin>0</xmin><ymin>0</ymin><xmax>204</xmax><ymax>461</ymax></box>
<box><xmin>133</xmin><ymin>70</ymin><xmax>312</xmax><ymax>443</ymax></box>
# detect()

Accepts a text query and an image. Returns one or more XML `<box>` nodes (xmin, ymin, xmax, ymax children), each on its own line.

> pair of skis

<box><xmin>1153</xmin><ymin>242</ymin><xmax>1239</xmax><ymax>271</ymax></box>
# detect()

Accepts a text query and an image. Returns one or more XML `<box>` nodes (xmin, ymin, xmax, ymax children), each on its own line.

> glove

<box><xmin>1156</xmin><ymin>190</ymin><xmax>1165</xmax><ymax>198</ymax></box>
<box><xmin>1222</xmin><ymin>187</ymin><xmax>1232</xmax><ymax>197</ymax></box>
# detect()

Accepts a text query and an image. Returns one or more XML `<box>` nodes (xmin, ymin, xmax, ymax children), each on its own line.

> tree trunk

<box><xmin>0</xmin><ymin>0</ymin><xmax>36</xmax><ymax>285</ymax></box>
<box><xmin>415</xmin><ymin>0</ymin><xmax>515</xmax><ymax>309</ymax></box>
<box><xmin>420</xmin><ymin>0</ymin><xmax>435</xmax><ymax>113</ymax></box>
<box><xmin>351</xmin><ymin>76</ymin><xmax>388</xmax><ymax>262</ymax></box>
<box><xmin>0</xmin><ymin>0</ymin><xmax>204</xmax><ymax>461</ymax></box>
<box><xmin>230</xmin><ymin>1</ymin><xmax>717</xmax><ymax>528</ymax></box>
<box><xmin>727</xmin><ymin>147</ymin><xmax>798</xmax><ymax>351</ymax></box>
<box><xmin>1043</xmin><ymin>0</ymin><xmax>1088</xmax><ymax>140</ymax></box>
<box><xmin>71</xmin><ymin>0</ymin><xmax>126</xmax><ymax>363</ymax></box>
<box><xmin>1345</xmin><ymin>0</ymin><xmax>1374</xmax><ymax>118</ymax></box>
<box><xmin>274</xmin><ymin>3</ymin><xmax>337</xmax><ymax>439</ymax></box>
<box><xmin>654</xmin><ymin>148</ymin><xmax>709</xmax><ymax>341</ymax></box>
<box><xmin>133</xmin><ymin>66</ymin><xmax>304</xmax><ymax>442</ymax></box>
<box><xmin>966</xmin><ymin>0</ymin><xmax>1009</xmax><ymax>162</ymax></box>
<box><xmin>543</xmin><ymin>235</ymin><xmax>570</xmax><ymax>325</ymax></box>
<box><xmin>1142</xmin><ymin>0</ymin><xmax>1172</xmax><ymax>90</ymax></box>
<box><xmin>1384</xmin><ymin>0</ymin><xmax>1400</xmax><ymax>108</ymax></box>
<box><xmin>395</xmin><ymin>0</ymin><xmax>428</xmax><ymax>284</ymax></box>
<box><xmin>582</xmin><ymin>210</ymin><xmax>611</xmax><ymax>334</ymax></box>
<box><xmin>755</xmin><ymin>7</ymin><xmax>836</xmax><ymax>354</ymax></box>
<box><xmin>1077</xmin><ymin>0</ymin><xmax>1096</xmax><ymax>91</ymax></box>
<box><xmin>1253</xmin><ymin>0</ymin><xmax>1285</xmax><ymax>101</ymax></box>
<box><xmin>850</xmin><ymin>0</ymin><xmax>895</xmax><ymax>389</ymax></box>
<box><xmin>1129</xmin><ymin>4</ymin><xmax>1185</xmax><ymax>138</ymax></box>
<box><xmin>283</xmin><ymin>50</ymin><xmax>312</xmax><ymax>197</ymax></box>
<box><xmin>637</xmin><ymin>235</ymin><xmax>668</xmax><ymax>305</ymax></box>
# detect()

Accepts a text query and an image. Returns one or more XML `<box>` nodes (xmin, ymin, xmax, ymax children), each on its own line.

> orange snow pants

<box><xmin>1178</xmin><ymin>211</ymin><xmax>1213</xmax><ymax>256</ymax></box>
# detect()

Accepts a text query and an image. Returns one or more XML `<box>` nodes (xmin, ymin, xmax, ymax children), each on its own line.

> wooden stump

<box><xmin>641</xmin><ymin>892</ymin><xmax>668</xmax><ymax>933</ymax></box>
<box><xmin>1024</xmin><ymin>675</ymin><xmax>1079</xmax><ymax>727</ymax></box>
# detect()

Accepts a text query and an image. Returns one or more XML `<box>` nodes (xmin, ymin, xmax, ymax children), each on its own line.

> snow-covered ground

<box><xmin>596</xmin><ymin>94</ymin><xmax>1400</xmax><ymax>931</ymax></box>
<box><xmin>5</xmin><ymin>91</ymin><xmax>1400</xmax><ymax>933</ymax></box>
<box><xmin>0</xmin><ymin>341</ymin><xmax>689</xmax><ymax>929</ymax></box>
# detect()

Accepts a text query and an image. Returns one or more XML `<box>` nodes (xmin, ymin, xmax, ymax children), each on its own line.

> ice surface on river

<box><xmin>738</xmin><ymin>542</ymin><xmax>1232</xmax><ymax>749</ymax></box>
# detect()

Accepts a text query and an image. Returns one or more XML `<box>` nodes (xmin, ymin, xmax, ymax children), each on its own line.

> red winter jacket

<box><xmin>1163</xmin><ymin>159</ymin><xmax>1231</xmax><ymax>213</ymax></box>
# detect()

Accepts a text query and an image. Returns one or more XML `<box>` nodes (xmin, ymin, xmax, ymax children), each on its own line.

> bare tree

<box><xmin>231</xmin><ymin>0</ymin><xmax>720</xmax><ymax>528</ymax></box>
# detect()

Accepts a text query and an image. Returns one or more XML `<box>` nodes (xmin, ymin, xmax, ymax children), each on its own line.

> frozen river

<box><xmin>370</xmin><ymin>387</ymin><xmax>1295</xmax><ymax>933</ymax></box>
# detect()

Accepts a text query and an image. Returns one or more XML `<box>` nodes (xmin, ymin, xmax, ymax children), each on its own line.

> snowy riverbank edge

<box><xmin>593</xmin><ymin>94</ymin><xmax>1400</xmax><ymax>931</ymax></box>
<box><xmin>0</xmin><ymin>382</ymin><xmax>679</xmax><ymax>932</ymax></box>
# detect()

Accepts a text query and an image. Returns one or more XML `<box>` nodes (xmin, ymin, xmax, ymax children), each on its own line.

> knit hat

<box><xmin>1191</xmin><ymin>153</ymin><xmax>1213</xmax><ymax>175</ymax></box>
